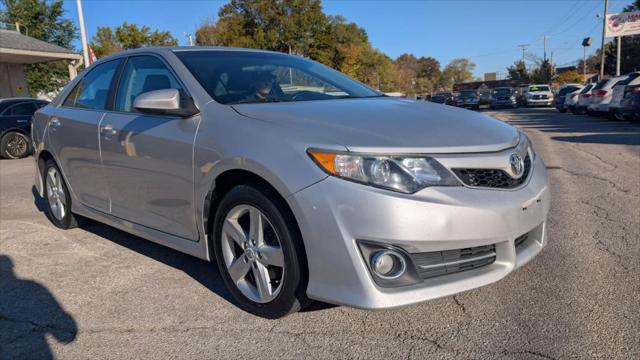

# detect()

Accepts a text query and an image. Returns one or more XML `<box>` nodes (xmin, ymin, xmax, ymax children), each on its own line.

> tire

<box><xmin>558</xmin><ymin>108</ymin><xmax>567</xmax><ymax>113</ymax></box>
<box><xmin>43</xmin><ymin>159</ymin><xmax>80</xmax><ymax>229</ymax></box>
<box><xmin>212</xmin><ymin>184</ymin><xmax>308</xmax><ymax>318</ymax></box>
<box><xmin>0</xmin><ymin>132</ymin><xmax>31</xmax><ymax>159</ymax></box>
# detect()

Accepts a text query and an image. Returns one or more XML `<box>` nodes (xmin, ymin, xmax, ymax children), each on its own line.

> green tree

<box><xmin>506</xmin><ymin>60</ymin><xmax>530</xmax><ymax>83</ymax></box>
<box><xmin>531</xmin><ymin>59</ymin><xmax>554</xmax><ymax>83</ymax></box>
<box><xmin>90</xmin><ymin>22</ymin><xmax>178</xmax><ymax>58</ymax></box>
<box><xmin>196</xmin><ymin>0</ymin><xmax>328</xmax><ymax>56</ymax></box>
<box><xmin>0</xmin><ymin>0</ymin><xmax>77</xmax><ymax>95</ymax></box>
<box><xmin>440</xmin><ymin>58</ymin><xmax>476</xmax><ymax>89</ymax></box>
<box><xmin>555</xmin><ymin>70</ymin><xmax>583</xmax><ymax>84</ymax></box>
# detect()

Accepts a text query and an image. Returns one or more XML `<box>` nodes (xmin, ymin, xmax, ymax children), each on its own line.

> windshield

<box><xmin>493</xmin><ymin>88</ymin><xmax>512</xmax><ymax>96</ymax></box>
<box><xmin>459</xmin><ymin>91</ymin><xmax>477</xmax><ymax>98</ymax></box>
<box><xmin>528</xmin><ymin>85</ymin><xmax>550</xmax><ymax>92</ymax></box>
<box><xmin>174</xmin><ymin>50</ymin><xmax>381</xmax><ymax>104</ymax></box>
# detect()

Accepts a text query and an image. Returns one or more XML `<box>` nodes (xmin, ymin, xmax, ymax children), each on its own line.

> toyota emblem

<box><xmin>509</xmin><ymin>153</ymin><xmax>525</xmax><ymax>178</ymax></box>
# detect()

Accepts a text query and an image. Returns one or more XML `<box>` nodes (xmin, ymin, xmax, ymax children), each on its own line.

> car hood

<box><xmin>232</xmin><ymin>97</ymin><xmax>519</xmax><ymax>153</ymax></box>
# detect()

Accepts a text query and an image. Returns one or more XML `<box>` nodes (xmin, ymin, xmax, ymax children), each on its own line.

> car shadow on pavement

<box><xmin>0</xmin><ymin>255</ymin><xmax>78</xmax><ymax>359</ymax></box>
<box><xmin>32</xmin><ymin>186</ymin><xmax>47</xmax><ymax>213</ymax></box>
<box><xmin>496</xmin><ymin>108</ymin><xmax>640</xmax><ymax>146</ymax></box>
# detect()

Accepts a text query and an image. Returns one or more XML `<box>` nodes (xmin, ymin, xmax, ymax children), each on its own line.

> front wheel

<box><xmin>0</xmin><ymin>132</ymin><xmax>31</xmax><ymax>159</ymax></box>
<box><xmin>212</xmin><ymin>184</ymin><xmax>308</xmax><ymax>318</ymax></box>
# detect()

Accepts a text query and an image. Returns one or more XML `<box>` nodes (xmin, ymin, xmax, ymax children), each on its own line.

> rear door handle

<box><xmin>100</xmin><ymin>124</ymin><xmax>117</xmax><ymax>137</ymax></box>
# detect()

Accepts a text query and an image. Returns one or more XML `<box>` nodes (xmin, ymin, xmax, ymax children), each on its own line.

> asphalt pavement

<box><xmin>1</xmin><ymin>107</ymin><xmax>638</xmax><ymax>359</ymax></box>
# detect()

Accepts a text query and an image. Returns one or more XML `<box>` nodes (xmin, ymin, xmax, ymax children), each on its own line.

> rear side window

<box><xmin>580</xmin><ymin>84</ymin><xmax>594</xmax><ymax>94</ymax></box>
<box><xmin>2</xmin><ymin>102</ymin><xmax>36</xmax><ymax>116</ymax></box>
<box><xmin>63</xmin><ymin>60</ymin><xmax>120</xmax><ymax>110</ymax></box>
<box><xmin>558</xmin><ymin>86</ymin><xmax>578</xmax><ymax>96</ymax></box>
<box><xmin>114</xmin><ymin>56</ymin><xmax>182</xmax><ymax>113</ymax></box>
<box><xmin>592</xmin><ymin>80</ymin><xmax>608</xmax><ymax>90</ymax></box>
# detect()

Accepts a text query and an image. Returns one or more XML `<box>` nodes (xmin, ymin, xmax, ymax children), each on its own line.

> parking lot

<box><xmin>1</xmin><ymin>107</ymin><xmax>638</xmax><ymax>359</ymax></box>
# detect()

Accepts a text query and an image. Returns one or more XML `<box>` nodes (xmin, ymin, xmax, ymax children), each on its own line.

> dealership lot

<box><xmin>1</xmin><ymin>108</ymin><xmax>638</xmax><ymax>359</ymax></box>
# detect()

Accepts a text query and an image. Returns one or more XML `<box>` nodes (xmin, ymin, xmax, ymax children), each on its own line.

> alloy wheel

<box><xmin>46</xmin><ymin>167</ymin><xmax>67</xmax><ymax>221</ymax></box>
<box><xmin>5</xmin><ymin>134</ymin><xmax>28</xmax><ymax>158</ymax></box>
<box><xmin>221</xmin><ymin>204</ymin><xmax>285</xmax><ymax>303</ymax></box>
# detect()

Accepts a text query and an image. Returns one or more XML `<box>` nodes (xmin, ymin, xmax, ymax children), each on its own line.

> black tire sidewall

<box><xmin>1</xmin><ymin>132</ymin><xmax>31</xmax><ymax>159</ymax></box>
<box><xmin>43</xmin><ymin>160</ymin><xmax>77</xmax><ymax>229</ymax></box>
<box><xmin>212</xmin><ymin>184</ymin><xmax>305</xmax><ymax>319</ymax></box>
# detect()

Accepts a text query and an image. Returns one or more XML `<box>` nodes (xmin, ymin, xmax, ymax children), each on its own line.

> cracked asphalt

<box><xmin>1</xmin><ymin>108</ymin><xmax>639</xmax><ymax>359</ymax></box>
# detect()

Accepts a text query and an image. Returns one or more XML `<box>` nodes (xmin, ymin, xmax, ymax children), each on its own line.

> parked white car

<box><xmin>565</xmin><ymin>85</ymin><xmax>587</xmax><ymax>113</ymax></box>
<box><xmin>588</xmin><ymin>76</ymin><xmax>626</xmax><ymax>115</ymax></box>
<box><xmin>524</xmin><ymin>85</ymin><xmax>553</xmax><ymax>107</ymax></box>
<box><xmin>572</xmin><ymin>83</ymin><xmax>596</xmax><ymax>115</ymax></box>
<box><xmin>609</xmin><ymin>72</ymin><xmax>640</xmax><ymax>120</ymax></box>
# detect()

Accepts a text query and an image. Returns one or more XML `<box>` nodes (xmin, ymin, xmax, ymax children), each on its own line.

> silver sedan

<box><xmin>32</xmin><ymin>47</ymin><xmax>549</xmax><ymax>318</ymax></box>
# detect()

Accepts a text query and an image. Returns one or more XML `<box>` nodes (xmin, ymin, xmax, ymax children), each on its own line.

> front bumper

<box><xmin>289</xmin><ymin>155</ymin><xmax>550</xmax><ymax>309</ymax></box>
<box><xmin>526</xmin><ymin>99</ymin><xmax>552</xmax><ymax>106</ymax></box>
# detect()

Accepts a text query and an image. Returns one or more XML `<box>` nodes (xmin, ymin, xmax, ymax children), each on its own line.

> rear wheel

<box><xmin>212</xmin><ymin>184</ymin><xmax>307</xmax><ymax>318</ymax></box>
<box><xmin>43</xmin><ymin>159</ymin><xmax>80</xmax><ymax>229</ymax></box>
<box><xmin>0</xmin><ymin>132</ymin><xmax>31</xmax><ymax>159</ymax></box>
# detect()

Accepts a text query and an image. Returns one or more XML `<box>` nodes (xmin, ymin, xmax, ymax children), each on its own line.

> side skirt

<box><xmin>73</xmin><ymin>204</ymin><xmax>212</xmax><ymax>261</ymax></box>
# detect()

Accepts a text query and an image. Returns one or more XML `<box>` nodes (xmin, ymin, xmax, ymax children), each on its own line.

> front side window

<box><xmin>63</xmin><ymin>60</ymin><xmax>120</xmax><ymax>110</ymax></box>
<box><xmin>115</xmin><ymin>56</ymin><xmax>182</xmax><ymax>112</ymax></box>
<box><xmin>174</xmin><ymin>50</ymin><xmax>381</xmax><ymax>104</ymax></box>
<box><xmin>3</xmin><ymin>102</ymin><xmax>36</xmax><ymax>116</ymax></box>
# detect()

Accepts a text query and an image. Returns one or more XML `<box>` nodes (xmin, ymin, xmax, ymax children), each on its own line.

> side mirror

<box><xmin>133</xmin><ymin>88</ymin><xmax>199</xmax><ymax>118</ymax></box>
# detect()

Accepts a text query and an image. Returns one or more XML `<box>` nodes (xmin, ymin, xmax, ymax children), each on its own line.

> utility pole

<box><xmin>76</xmin><ymin>0</ymin><xmax>90</xmax><ymax>67</ymax></box>
<box><xmin>543</xmin><ymin>35</ymin><xmax>548</xmax><ymax>62</ymax></box>
<box><xmin>518</xmin><ymin>44</ymin><xmax>528</xmax><ymax>62</ymax></box>
<box><xmin>599</xmin><ymin>0</ymin><xmax>608</xmax><ymax>80</ymax></box>
<box><xmin>616</xmin><ymin>36</ymin><xmax>621</xmax><ymax>76</ymax></box>
<box><xmin>183</xmin><ymin>32</ymin><xmax>193</xmax><ymax>46</ymax></box>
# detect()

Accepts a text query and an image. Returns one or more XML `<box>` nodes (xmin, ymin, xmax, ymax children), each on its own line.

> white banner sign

<box><xmin>605</xmin><ymin>11</ymin><xmax>640</xmax><ymax>37</ymax></box>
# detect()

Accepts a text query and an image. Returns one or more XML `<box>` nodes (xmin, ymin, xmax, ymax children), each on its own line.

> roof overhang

<box><xmin>0</xmin><ymin>48</ymin><xmax>82</xmax><ymax>64</ymax></box>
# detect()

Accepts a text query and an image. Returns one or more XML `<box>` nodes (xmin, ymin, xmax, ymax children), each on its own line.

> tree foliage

<box><xmin>440</xmin><ymin>58</ymin><xmax>476</xmax><ymax>89</ymax></box>
<box><xmin>506</xmin><ymin>60</ymin><xmax>530</xmax><ymax>83</ymax></box>
<box><xmin>90</xmin><ymin>22</ymin><xmax>178</xmax><ymax>58</ymax></box>
<box><xmin>0</xmin><ymin>0</ymin><xmax>77</xmax><ymax>95</ymax></box>
<box><xmin>531</xmin><ymin>59</ymin><xmax>554</xmax><ymax>84</ymax></box>
<box><xmin>555</xmin><ymin>70</ymin><xmax>584</xmax><ymax>84</ymax></box>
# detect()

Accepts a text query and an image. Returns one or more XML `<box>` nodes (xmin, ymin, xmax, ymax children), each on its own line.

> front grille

<box><xmin>498</xmin><ymin>97</ymin><xmax>510</xmax><ymax>101</ymax></box>
<box><xmin>410</xmin><ymin>244</ymin><xmax>496</xmax><ymax>280</ymax></box>
<box><xmin>532</xmin><ymin>94</ymin><xmax>548</xmax><ymax>100</ymax></box>
<box><xmin>452</xmin><ymin>155</ymin><xmax>531</xmax><ymax>189</ymax></box>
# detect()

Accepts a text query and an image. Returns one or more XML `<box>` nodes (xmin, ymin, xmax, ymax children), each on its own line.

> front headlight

<box><xmin>520</xmin><ymin>132</ymin><xmax>536</xmax><ymax>160</ymax></box>
<box><xmin>308</xmin><ymin>150</ymin><xmax>460</xmax><ymax>193</ymax></box>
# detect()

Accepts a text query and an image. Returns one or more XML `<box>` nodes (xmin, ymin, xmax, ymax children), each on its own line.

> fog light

<box><xmin>370</xmin><ymin>250</ymin><xmax>406</xmax><ymax>280</ymax></box>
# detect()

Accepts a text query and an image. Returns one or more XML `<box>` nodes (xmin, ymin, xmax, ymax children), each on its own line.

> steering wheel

<box><xmin>290</xmin><ymin>91</ymin><xmax>333</xmax><ymax>101</ymax></box>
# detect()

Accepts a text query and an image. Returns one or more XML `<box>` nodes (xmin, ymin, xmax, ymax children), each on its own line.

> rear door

<box><xmin>48</xmin><ymin>59</ymin><xmax>121</xmax><ymax>212</ymax></box>
<box><xmin>99</xmin><ymin>55</ymin><xmax>200</xmax><ymax>240</ymax></box>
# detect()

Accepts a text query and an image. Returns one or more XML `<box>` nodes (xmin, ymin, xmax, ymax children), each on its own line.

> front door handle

<box><xmin>100</xmin><ymin>124</ymin><xmax>117</xmax><ymax>137</ymax></box>
<box><xmin>49</xmin><ymin>117</ymin><xmax>61</xmax><ymax>127</ymax></box>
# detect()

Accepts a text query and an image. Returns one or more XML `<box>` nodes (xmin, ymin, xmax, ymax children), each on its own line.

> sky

<box><xmin>61</xmin><ymin>0</ymin><xmax>632</xmax><ymax>78</ymax></box>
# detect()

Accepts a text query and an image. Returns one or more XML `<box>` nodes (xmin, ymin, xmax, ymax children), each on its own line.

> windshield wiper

<box><xmin>232</xmin><ymin>98</ymin><xmax>282</xmax><ymax>105</ymax></box>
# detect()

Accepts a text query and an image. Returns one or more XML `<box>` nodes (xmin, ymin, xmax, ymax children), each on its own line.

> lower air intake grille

<box><xmin>409</xmin><ymin>244</ymin><xmax>496</xmax><ymax>280</ymax></box>
<box><xmin>452</xmin><ymin>155</ymin><xmax>531</xmax><ymax>189</ymax></box>
<box><xmin>515</xmin><ymin>233</ymin><xmax>529</xmax><ymax>248</ymax></box>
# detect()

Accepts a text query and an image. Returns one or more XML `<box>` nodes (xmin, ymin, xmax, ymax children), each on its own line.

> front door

<box><xmin>99</xmin><ymin>55</ymin><xmax>200</xmax><ymax>240</ymax></box>
<box><xmin>48</xmin><ymin>59</ymin><xmax>121</xmax><ymax>212</ymax></box>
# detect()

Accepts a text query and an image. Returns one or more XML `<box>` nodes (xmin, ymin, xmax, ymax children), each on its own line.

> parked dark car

<box><xmin>456</xmin><ymin>90</ymin><xmax>480</xmax><ymax>109</ymax></box>
<box><xmin>430</xmin><ymin>94</ymin><xmax>447</xmax><ymax>104</ymax></box>
<box><xmin>490</xmin><ymin>87</ymin><xmax>516</xmax><ymax>109</ymax></box>
<box><xmin>555</xmin><ymin>84</ymin><xmax>581</xmax><ymax>113</ymax></box>
<box><xmin>434</xmin><ymin>92</ymin><xmax>455</xmax><ymax>105</ymax></box>
<box><xmin>0</xmin><ymin>98</ymin><xmax>49</xmax><ymax>159</ymax></box>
